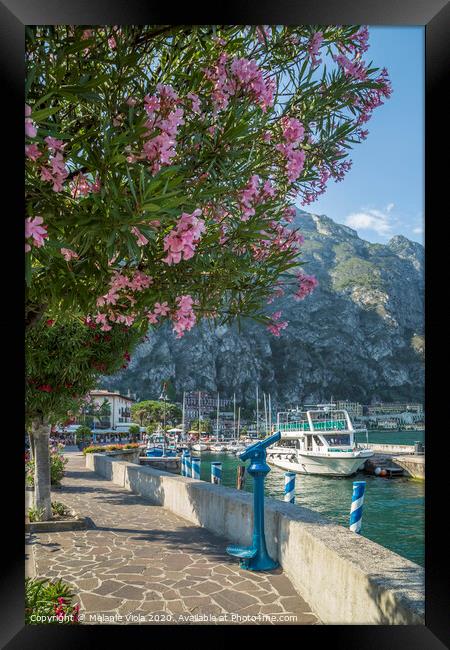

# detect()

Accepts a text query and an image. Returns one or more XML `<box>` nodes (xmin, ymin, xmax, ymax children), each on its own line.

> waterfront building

<box><xmin>335</xmin><ymin>401</ymin><xmax>364</xmax><ymax>417</ymax></box>
<box><xmin>184</xmin><ymin>391</ymin><xmax>233</xmax><ymax>420</ymax></box>
<box><xmin>366</xmin><ymin>402</ymin><xmax>423</xmax><ymax>416</ymax></box>
<box><xmin>75</xmin><ymin>389</ymin><xmax>135</xmax><ymax>430</ymax></box>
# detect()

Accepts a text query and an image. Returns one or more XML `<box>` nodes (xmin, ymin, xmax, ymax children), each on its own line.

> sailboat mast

<box><xmin>216</xmin><ymin>392</ymin><xmax>220</xmax><ymax>441</ymax></box>
<box><xmin>263</xmin><ymin>393</ymin><xmax>268</xmax><ymax>436</ymax></box>
<box><xmin>198</xmin><ymin>390</ymin><xmax>201</xmax><ymax>436</ymax></box>
<box><xmin>233</xmin><ymin>392</ymin><xmax>236</xmax><ymax>439</ymax></box>
<box><xmin>268</xmin><ymin>394</ymin><xmax>272</xmax><ymax>433</ymax></box>
<box><xmin>182</xmin><ymin>391</ymin><xmax>185</xmax><ymax>439</ymax></box>
<box><xmin>256</xmin><ymin>385</ymin><xmax>259</xmax><ymax>437</ymax></box>
<box><xmin>237</xmin><ymin>407</ymin><xmax>241</xmax><ymax>439</ymax></box>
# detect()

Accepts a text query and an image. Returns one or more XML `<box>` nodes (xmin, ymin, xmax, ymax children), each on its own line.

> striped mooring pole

<box><xmin>211</xmin><ymin>462</ymin><xmax>222</xmax><ymax>485</ymax></box>
<box><xmin>181</xmin><ymin>451</ymin><xmax>188</xmax><ymax>477</ymax></box>
<box><xmin>284</xmin><ymin>472</ymin><xmax>296</xmax><ymax>503</ymax></box>
<box><xmin>349</xmin><ymin>480</ymin><xmax>366</xmax><ymax>533</ymax></box>
<box><xmin>191</xmin><ymin>456</ymin><xmax>201</xmax><ymax>480</ymax></box>
<box><xmin>185</xmin><ymin>454</ymin><xmax>192</xmax><ymax>478</ymax></box>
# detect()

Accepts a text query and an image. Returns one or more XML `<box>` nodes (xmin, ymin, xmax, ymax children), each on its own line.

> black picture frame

<box><xmin>3</xmin><ymin>1</ymin><xmax>449</xmax><ymax>647</ymax></box>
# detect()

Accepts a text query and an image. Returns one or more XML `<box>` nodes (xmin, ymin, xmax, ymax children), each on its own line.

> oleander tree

<box><xmin>25</xmin><ymin>24</ymin><xmax>391</xmax><ymax>518</ymax></box>
<box><xmin>26</xmin><ymin>317</ymin><xmax>144</xmax><ymax>518</ymax></box>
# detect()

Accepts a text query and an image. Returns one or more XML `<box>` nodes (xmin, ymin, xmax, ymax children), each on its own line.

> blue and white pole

<box><xmin>211</xmin><ymin>462</ymin><xmax>222</xmax><ymax>485</ymax></box>
<box><xmin>185</xmin><ymin>454</ymin><xmax>192</xmax><ymax>478</ymax></box>
<box><xmin>191</xmin><ymin>456</ymin><xmax>201</xmax><ymax>480</ymax></box>
<box><xmin>349</xmin><ymin>480</ymin><xmax>366</xmax><ymax>533</ymax></box>
<box><xmin>284</xmin><ymin>472</ymin><xmax>296</xmax><ymax>503</ymax></box>
<box><xmin>181</xmin><ymin>451</ymin><xmax>188</xmax><ymax>477</ymax></box>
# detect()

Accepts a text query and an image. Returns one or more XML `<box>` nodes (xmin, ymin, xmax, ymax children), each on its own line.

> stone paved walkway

<box><xmin>28</xmin><ymin>453</ymin><xmax>319</xmax><ymax>625</ymax></box>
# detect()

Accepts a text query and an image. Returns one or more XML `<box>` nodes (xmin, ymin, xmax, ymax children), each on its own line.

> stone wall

<box><xmin>86</xmin><ymin>453</ymin><xmax>424</xmax><ymax>625</ymax></box>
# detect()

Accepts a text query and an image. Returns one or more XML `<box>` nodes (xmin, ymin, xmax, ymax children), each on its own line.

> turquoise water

<box><xmin>198</xmin><ymin>431</ymin><xmax>424</xmax><ymax>567</ymax></box>
<box><xmin>355</xmin><ymin>429</ymin><xmax>424</xmax><ymax>446</ymax></box>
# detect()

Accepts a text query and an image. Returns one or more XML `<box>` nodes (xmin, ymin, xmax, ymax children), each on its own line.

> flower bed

<box><xmin>82</xmin><ymin>442</ymin><xmax>140</xmax><ymax>455</ymax></box>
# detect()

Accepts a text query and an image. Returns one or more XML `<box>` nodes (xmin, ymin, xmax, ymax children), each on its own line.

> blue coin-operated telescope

<box><xmin>226</xmin><ymin>430</ymin><xmax>281</xmax><ymax>571</ymax></box>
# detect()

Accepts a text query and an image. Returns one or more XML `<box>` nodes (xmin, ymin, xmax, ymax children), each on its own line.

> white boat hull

<box><xmin>191</xmin><ymin>444</ymin><xmax>209</xmax><ymax>452</ymax></box>
<box><xmin>267</xmin><ymin>449</ymin><xmax>373</xmax><ymax>477</ymax></box>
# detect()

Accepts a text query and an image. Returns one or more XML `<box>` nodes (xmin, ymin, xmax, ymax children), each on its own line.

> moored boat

<box><xmin>266</xmin><ymin>404</ymin><xmax>373</xmax><ymax>477</ymax></box>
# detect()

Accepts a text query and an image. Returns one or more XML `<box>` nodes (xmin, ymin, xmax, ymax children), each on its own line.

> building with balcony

<box><xmin>76</xmin><ymin>389</ymin><xmax>135</xmax><ymax>430</ymax></box>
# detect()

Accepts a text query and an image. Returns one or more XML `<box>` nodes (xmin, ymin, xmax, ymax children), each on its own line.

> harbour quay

<box><xmin>78</xmin><ymin>450</ymin><xmax>424</xmax><ymax>625</ymax></box>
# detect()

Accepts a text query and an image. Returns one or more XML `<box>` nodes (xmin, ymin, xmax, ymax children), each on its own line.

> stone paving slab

<box><xmin>27</xmin><ymin>453</ymin><xmax>319</xmax><ymax>625</ymax></box>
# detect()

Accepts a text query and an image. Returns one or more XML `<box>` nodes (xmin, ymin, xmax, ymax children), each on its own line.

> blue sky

<box><xmin>301</xmin><ymin>26</ymin><xmax>424</xmax><ymax>245</ymax></box>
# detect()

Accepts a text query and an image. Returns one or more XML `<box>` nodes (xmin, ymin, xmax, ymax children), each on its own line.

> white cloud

<box><xmin>344</xmin><ymin>207</ymin><xmax>394</xmax><ymax>237</ymax></box>
<box><xmin>386</xmin><ymin>202</ymin><xmax>395</xmax><ymax>213</ymax></box>
<box><xmin>412</xmin><ymin>226</ymin><xmax>423</xmax><ymax>235</ymax></box>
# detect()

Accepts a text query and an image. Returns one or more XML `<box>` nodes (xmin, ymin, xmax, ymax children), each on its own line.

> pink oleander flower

<box><xmin>146</xmin><ymin>312</ymin><xmax>158</xmax><ymax>324</ymax></box>
<box><xmin>91</xmin><ymin>176</ymin><xmax>101</xmax><ymax>193</ymax></box>
<box><xmin>25</xmin><ymin>104</ymin><xmax>37</xmax><ymax>138</ymax></box>
<box><xmin>153</xmin><ymin>301</ymin><xmax>170</xmax><ymax>316</ymax></box>
<box><xmin>108</xmin><ymin>35</ymin><xmax>117</xmax><ymax>49</ymax></box>
<box><xmin>60</xmin><ymin>247</ymin><xmax>79</xmax><ymax>261</ymax></box>
<box><xmin>25</xmin><ymin>216</ymin><xmax>48</xmax><ymax>250</ymax></box>
<box><xmin>163</xmin><ymin>209</ymin><xmax>205</xmax><ymax>265</ymax></box>
<box><xmin>266</xmin><ymin>311</ymin><xmax>289</xmax><ymax>337</ymax></box>
<box><xmin>293</xmin><ymin>271</ymin><xmax>318</xmax><ymax>300</ymax></box>
<box><xmin>171</xmin><ymin>294</ymin><xmax>196</xmax><ymax>338</ymax></box>
<box><xmin>187</xmin><ymin>92</ymin><xmax>201</xmax><ymax>114</ymax></box>
<box><xmin>70</xmin><ymin>173</ymin><xmax>91</xmax><ymax>198</ymax></box>
<box><xmin>131</xmin><ymin>226</ymin><xmax>149</xmax><ymax>247</ymax></box>
<box><xmin>281</xmin><ymin>117</ymin><xmax>304</xmax><ymax>144</ymax></box>
<box><xmin>276</xmin><ymin>117</ymin><xmax>306</xmax><ymax>184</ymax></box>
<box><xmin>25</xmin><ymin>143</ymin><xmax>41</xmax><ymax>161</ymax></box>
<box><xmin>334</xmin><ymin>53</ymin><xmax>367</xmax><ymax>81</ymax></box>
<box><xmin>308</xmin><ymin>31</ymin><xmax>323</xmax><ymax>66</ymax></box>
<box><xmin>351</xmin><ymin>26</ymin><xmax>370</xmax><ymax>54</ymax></box>
<box><xmin>45</xmin><ymin>136</ymin><xmax>65</xmax><ymax>152</ymax></box>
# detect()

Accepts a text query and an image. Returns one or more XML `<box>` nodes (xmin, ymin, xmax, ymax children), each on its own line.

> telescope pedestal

<box><xmin>226</xmin><ymin>439</ymin><xmax>280</xmax><ymax>572</ymax></box>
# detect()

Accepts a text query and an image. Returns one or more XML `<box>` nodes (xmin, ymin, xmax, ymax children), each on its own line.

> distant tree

<box><xmin>131</xmin><ymin>400</ymin><xmax>182</xmax><ymax>427</ymax></box>
<box><xmin>190</xmin><ymin>418</ymin><xmax>212</xmax><ymax>434</ymax></box>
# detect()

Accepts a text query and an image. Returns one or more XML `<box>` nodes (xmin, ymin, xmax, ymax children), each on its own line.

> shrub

<box><xmin>51</xmin><ymin>501</ymin><xmax>71</xmax><ymax>517</ymax></box>
<box><xmin>25</xmin><ymin>577</ymin><xmax>80</xmax><ymax>624</ymax></box>
<box><xmin>128</xmin><ymin>424</ymin><xmax>141</xmax><ymax>440</ymax></box>
<box><xmin>26</xmin><ymin>447</ymin><xmax>68</xmax><ymax>487</ymax></box>
<box><xmin>75</xmin><ymin>425</ymin><xmax>92</xmax><ymax>444</ymax></box>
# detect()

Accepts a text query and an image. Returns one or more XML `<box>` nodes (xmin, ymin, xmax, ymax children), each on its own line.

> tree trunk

<box><xmin>29</xmin><ymin>430</ymin><xmax>35</xmax><ymax>461</ymax></box>
<box><xmin>32</xmin><ymin>417</ymin><xmax>52</xmax><ymax>520</ymax></box>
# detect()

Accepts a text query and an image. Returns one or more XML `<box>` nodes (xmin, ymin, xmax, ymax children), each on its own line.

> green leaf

<box><xmin>31</xmin><ymin>106</ymin><xmax>62</xmax><ymax>122</ymax></box>
<box><xmin>141</xmin><ymin>203</ymin><xmax>161</xmax><ymax>212</ymax></box>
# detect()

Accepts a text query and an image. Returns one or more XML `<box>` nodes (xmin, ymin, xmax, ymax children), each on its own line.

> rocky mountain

<box><xmin>101</xmin><ymin>210</ymin><xmax>424</xmax><ymax>408</ymax></box>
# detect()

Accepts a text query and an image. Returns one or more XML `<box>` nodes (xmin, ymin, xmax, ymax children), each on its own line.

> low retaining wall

<box><xmin>85</xmin><ymin>448</ymin><xmax>141</xmax><ymax>464</ymax></box>
<box><xmin>86</xmin><ymin>453</ymin><xmax>424</xmax><ymax>625</ymax></box>
<box><xmin>369</xmin><ymin>444</ymin><xmax>415</xmax><ymax>455</ymax></box>
<box><xmin>395</xmin><ymin>455</ymin><xmax>425</xmax><ymax>479</ymax></box>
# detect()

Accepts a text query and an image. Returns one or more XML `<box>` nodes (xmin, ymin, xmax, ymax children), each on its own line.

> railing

<box><xmin>279</xmin><ymin>421</ymin><xmax>311</xmax><ymax>432</ymax></box>
<box><xmin>311</xmin><ymin>420</ymin><xmax>347</xmax><ymax>431</ymax></box>
<box><xmin>279</xmin><ymin>420</ymin><xmax>349</xmax><ymax>432</ymax></box>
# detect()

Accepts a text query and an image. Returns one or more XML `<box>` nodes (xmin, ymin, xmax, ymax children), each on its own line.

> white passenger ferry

<box><xmin>267</xmin><ymin>404</ymin><xmax>373</xmax><ymax>477</ymax></box>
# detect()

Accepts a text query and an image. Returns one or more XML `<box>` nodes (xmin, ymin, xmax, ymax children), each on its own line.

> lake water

<box><xmin>197</xmin><ymin>430</ymin><xmax>424</xmax><ymax>567</ymax></box>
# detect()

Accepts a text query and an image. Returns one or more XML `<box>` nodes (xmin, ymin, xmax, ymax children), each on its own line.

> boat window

<box><xmin>313</xmin><ymin>435</ymin><xmax>323</xmax><ymax>446</ymax></box>
<box><xmin>323</xmin><ymin>434</ymin><xmax>351</xmax><ymax>446</ymax></box>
